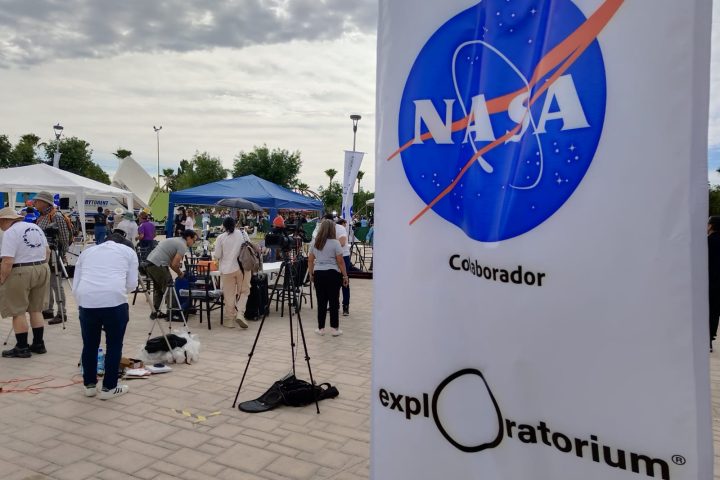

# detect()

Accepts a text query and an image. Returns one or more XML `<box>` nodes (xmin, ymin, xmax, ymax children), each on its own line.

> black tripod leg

<box><xmin>232</xmin><ymin>309</ymin><xmax>270</xmax><ymax>408</ymax></box>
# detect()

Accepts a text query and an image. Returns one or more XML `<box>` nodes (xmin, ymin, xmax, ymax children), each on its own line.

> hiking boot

<box><xmin>342</xmin><ymin>306</ymin><xmax>349</xmax><ymax>316</ymax></box>
<box><xmin>2</xmin><ymin>346</ymin><xmax>31</xmax><ymax>358</ymax></box>
<box><xmin>29</xmin><ymin>342</ymin><xmax>47</xmax><ymax>354</ymax></box>
<box><xmin>84</xmin><ymin>384</ymin><xmax>97</xmax><ymax>397</ymax></box>
<box><xmin>48</xmin><ymin>315</ymin><xmax>63</xmax><ymax>325</ymax></box>
<box><xmin>42</xmin><ymin>310</ymin><xmax>54</xmax><ymax>320</ymax></box>
<box><xmin>99</xmin><ymin>385</ymin><xmax>129</xmax><ymax>400</ymax></box>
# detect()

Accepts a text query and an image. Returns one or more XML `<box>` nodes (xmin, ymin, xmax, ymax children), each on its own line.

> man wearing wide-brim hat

<box><xmin>0</xmin><ymin>207</ymin><xmax>51</xmax><ymax>358</ymax></box>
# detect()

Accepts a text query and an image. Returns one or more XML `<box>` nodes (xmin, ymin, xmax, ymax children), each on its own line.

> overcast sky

<box><xmin>0</xmin><ymin>0</ymin><xmax>718</xmax><ymax>192</ymax></box>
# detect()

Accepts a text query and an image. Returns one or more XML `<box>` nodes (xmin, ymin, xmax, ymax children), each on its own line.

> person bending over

<box><xmin>73</xmin><ymin>232</ymin><xmax>138</xmax><ymax>399</ymax></box>
<box><xmin>145</xmin><ymin>230</ymin><xmax>197</xmax><ymax>319</ymax></box>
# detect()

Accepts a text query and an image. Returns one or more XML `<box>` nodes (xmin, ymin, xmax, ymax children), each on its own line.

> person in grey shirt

<box><xmin>145</xmin><ymin>230</ymin><xmax>197</xmax><ymax>319</ymax></box>
<box><xmin>308</xmin><ymin>219</ymin><xmax>348</xmax><ymax>337</ymax></box>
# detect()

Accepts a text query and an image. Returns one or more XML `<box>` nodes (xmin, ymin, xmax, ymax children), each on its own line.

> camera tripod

<box><xmin>140</xmin><ymin>267</ymin><xmax>190</xmax><ymax>355</ymax></box>
<box><xmin>232</xmin><ymin>250</ymin><xmax>320</xmax><ymax>414</ymax></box>
<box><xmin>3</xmin><ymin>245</ymin><xmax>71</xmax><ymax>345</ymax></box>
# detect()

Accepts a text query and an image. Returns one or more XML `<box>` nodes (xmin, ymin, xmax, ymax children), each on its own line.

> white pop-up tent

<box><xmin>0</xmin><ymin>163</ymin><xmax>133</xmax><ymax>240</ymax></box>
<box><xmin>112</xmin><ymin>156</ymin><xmax>156</xmax><ymax>209</ymax></box>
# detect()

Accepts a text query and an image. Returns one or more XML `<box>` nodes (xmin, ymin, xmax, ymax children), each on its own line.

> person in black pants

<box><xmin>308</xmin><ymin>219</ymin><xmax>349</xmax><ymax>337</ymax></box>
<box><xmin>709</xmin><ymin>216</ymin><xmax>720</xmax><ymax>352</ymax></box>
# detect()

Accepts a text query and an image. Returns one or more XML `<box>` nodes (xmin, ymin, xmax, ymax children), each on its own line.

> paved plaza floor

<box><xmin>1</xmin><ymin>276</ymin><xmax>720</xmax><ymax>479</ymax></box>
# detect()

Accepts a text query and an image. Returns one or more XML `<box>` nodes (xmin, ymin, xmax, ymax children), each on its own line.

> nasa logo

<box><xmin>392</xmin><ymin>0</ymin><xmax>621</xmax><ymax>242</ymax></box>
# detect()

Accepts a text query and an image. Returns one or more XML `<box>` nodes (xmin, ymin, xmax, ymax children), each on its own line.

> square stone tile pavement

<box><xmin>2</xmin><ymin>277</ymin><xmax>720</xmax><ymax>479</ymax></box>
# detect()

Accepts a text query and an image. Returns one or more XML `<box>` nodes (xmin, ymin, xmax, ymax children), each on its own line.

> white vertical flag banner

<box><xmin>342</xmin><ymin>150</ymin><xmax>364</xmax><ymax>220</ymax></box>
<box><xmin>373</xmin><ymin>1</ymin><xmax>713</xmax><ymax>479</ymax></box>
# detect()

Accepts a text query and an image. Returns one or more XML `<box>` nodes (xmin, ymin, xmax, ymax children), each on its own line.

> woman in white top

<box><xmin>184</xmin><ymin>209</ymin><xmax>196</xmax><ymax>231</ymax></box>
<box><xmin>308</xmin><ymin>219</ymin><xmax>348</xmax><ymax>336</ymax></box>
<box><xmin>214</xmin><ymin>216</ymin><xmax>252</xmax><ymax>328</ymax></box>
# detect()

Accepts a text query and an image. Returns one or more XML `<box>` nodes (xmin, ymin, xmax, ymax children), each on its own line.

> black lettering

<box><xmin>405</xmin><ymin>396</ymin><xmax>421</xmax><ymax>420</ymax></box>
<box><xmin>389</xmin><ymin>392</ymin><xmax>404</xmax><ymax>412</ymax></box>
<box><xmin>537</xmin><ymin>422</ymin><xmax>551</xmax><ymax>446</ymax></box>
<box><xmin>505</xmin><ymin>419</ymin><xmax>516</xmax><ymax>438</ymax></box>
<box><xmin>603</xmin><ymin>446</ymin><xmax>627</xmax><ymax>470</ymax></box>
<box><xmin>475</xmin><ymin>261</ymin><xmax>482</xmax><ymax>276</ymax></box>
<box><xmin>524</xmin><ymin>271</ymin><xmax>536</xmax><ymax>286</ymax></box>
<box><xmin>462</xmin><ymin>259</ymin><xmax>469</xmax><ymax>271</ymax></box>
<box><xmin>423</xmin><ymin>393</ymin><xmax>429</xmax><ymax>418</ymax></box>
<box><xmin>590</xmin><ymin>435</ymin><xmax>600</xmax><ymax>462</ymax></box>
<box><xmin>492</xmin><ymin>268</ymin><xmax>498</xmax><ymax>280</ymax></box>
<box><xmin>470</xmin><ymin>262</ymin><xmax>475</xmax><ymax>275</ymax></box>
<box><xmin>379</xmin><ymin>389</ymin><xmax>389</xmax><ymax>407</ymax></box>
<box><xmin>483</xmin><ymin>267</ymin><xmax>491</xmax><ymax>279</ymax></box>
<box><xmin>499</xmin><ymin>270</ymin><xmax>509</xmax><ymax>282</ymax></box>
<box><xmin>630</xmin><ymin>453</ymin><xmax>670</xmax><ymax>480</ymax></box>
<box><xmin>537</xmin><ymin>272</ymin><xmax>546</xmax><ymax>286</ymax></box>
<box><xmin>517</xmin><ymin>424</ymin><xmax>538</xmax><ymax>444</ymax></box>
<box><xmin>511</xmin><ymin>266</ymin><xmax>523</xmax><ymax>284</ymax></box>
<box><xmin>552</xmin><ymin>432</ymin><xmax>572</xmax><ymax>452</ymax></box>
<box><xmin>574</xmin><ymin>438</ymin><xmax>589</xmax><ymax>458</ymax></box>
<box><xmin>449</xmin><ymin>255</ymin><xmax>460</xmax><ymax>270</ymax></box>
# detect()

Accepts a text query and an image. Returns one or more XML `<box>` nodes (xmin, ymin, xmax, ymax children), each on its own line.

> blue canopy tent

<box><xmin>167</xmin><ymin>175</ymin><xmax>323</xmax><ymax>235</ymax></box>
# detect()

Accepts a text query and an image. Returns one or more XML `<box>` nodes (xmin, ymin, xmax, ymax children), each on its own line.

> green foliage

<box><xmin>9</xmin><ymin>134</ymin><xmax>42</xmax><ymax>167</ymax></box>
<box><xmin>318</xmin><ymin>181</ymin><xmax>343</xmax><ymax>212</ymax></box>
<box><xmin>44</xmin><ymin>137</ymin><xmax>110</xmax><ymax>184</ymax></box>
<box><xmin>356</xmin><ymin>170</ymin><xmax>365</xmax><ymax>193</ymax></box>
<box><xmin>113</xmin><ymin>148</ymin><xmax>133</xmax><ymax>159</ymax></box>
<box><xmin>354</xmin><ymin>190</ymin><xmax>375</xmax><ymax>211</ymax></box>
<box><xmin>232</xmin><ymin>145</ymin><xmax>302</xmax><ymax>188</ymax></box>
<box><xmin>175</xmin><ymin>151</ymin><xmax>228</xmax><ymax>190</ymax></box>
<box><xmin>162</xmin><ymin>168</ymin><xmax>177</xmax><ymax>192</ymax></box>
<box><xmin>0</xmin><ymin>135</ymin><xmax>12</xmax><ymax>168</ymax></box>
<box><xmin>710</xmin><ymin>185</ymin><xmax>720</xmax><ymax>216</ymax></box>
<box><xmin>324</xmin><ymin>168</ymin><xmax>338</xmax><ymax>187</ymax></box>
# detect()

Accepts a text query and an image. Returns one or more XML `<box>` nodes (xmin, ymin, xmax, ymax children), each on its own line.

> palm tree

<box><xmin>325</xmin><ymin>168</ymin><xmax>338</xmax><ymax>188</ymax></box>
<box><xmin>112</xmin><ymin>148</ymin><xmax>132</xmax><ymax>159</ymax></box>
<box><xmin>296</xmin><ymin>182</ymin><xmax>309</xmax><ymax>193</ymax></box>
<box><xmin>356</xmin><ymin>170</ymin><xmax>365</xmax><ymax>193</ymax></box>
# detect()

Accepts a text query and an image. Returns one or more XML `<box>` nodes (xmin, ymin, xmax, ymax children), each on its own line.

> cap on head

<box><xmin>114</xmin><ymin>207</ymin><xmax>125</xmax><ymax>216</ymax></box>
<box><xmin>0</xmin><ymin>207</ymin><xmax>23</xmax><ymax>221</ymax></box>
<box><xmin>33</xmin><ymin>191</ymin><xmax>55</xmax><ymax>206</ymax></box>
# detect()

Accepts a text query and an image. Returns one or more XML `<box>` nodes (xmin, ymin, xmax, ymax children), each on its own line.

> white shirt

<box><xmin>185</xmin><ymin>217</ymin><xmax>195</xmax><ymax>230</ymax></box>
<box><xmin>335</xmin><ymin>223</ymin><xmax>351</xmax><ymax>256</ymax></box>
<box><xmin>72</xmin><ymin>241</ymin><xmax>139</xmax><ymax>308</ymax></box>
<box><xmin>1</xmin><ymin>221</ymin><xmax>48</xmax><ymax>263</ymax></box>
<box><xmin>214</xmin><ymin>229</ymin><xmax>251</xmax><ymax>274</ymax></box>
<box><xmin>115</xmin><ymin>219</ymin><xmax>138</xmax><ymax>245</ymax></box>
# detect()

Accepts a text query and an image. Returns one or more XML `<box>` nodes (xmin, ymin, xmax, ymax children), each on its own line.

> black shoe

<box><xmin>48</xmin><ymin>315</ymin><xmax>63</xmax><ymax>325</ymax></box>
<box><xmin>2</xmin><ymin>346</ymin><xmax>31</xmax><ymax>358</ymax></box>
<box><xmin>150</xmin><ymin>311</ymin><xmax>168</xmax><ymax>320</ymax></box>
<box><xmin>42</xmin><ymin>310</ymin><xmax>54</xmax><ymax>320</ymax></box>
<box><xmin>29</xmin><ymin>342</ymin><xmax>47</xmax><ymax>354</ymax></box>
<box><xmin>342</xmin><ymin>306</ymin><xmax>349</xmax><ymax>316</ymax></box>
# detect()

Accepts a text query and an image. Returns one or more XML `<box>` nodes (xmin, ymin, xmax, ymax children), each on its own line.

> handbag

<box><xmin>238</xmin><ymin>241</ymin><xmax>261</xmax><ymax>273</ymax></box>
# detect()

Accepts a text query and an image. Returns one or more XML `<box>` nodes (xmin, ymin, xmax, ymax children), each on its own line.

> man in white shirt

<box><xmin>73</xmin><ymin>232</ymin><xmax>138</xmax><ymax>399</ymax></box>
<box><xmin>0</xmin><ymin>207</ymin><xmax>51</xmax><ymax>358</ymax></box>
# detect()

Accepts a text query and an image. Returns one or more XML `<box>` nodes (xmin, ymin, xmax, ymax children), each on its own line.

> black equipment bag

<box><xmin>145</xmin><ymin>334</ymin><xmax>187</xmax><ymax>353</ymax></box>
<box><xmin>244</xmin><ymin>272</ymin><xmax>269</xmax><ymax>320</ymax></box>
<box><xmin>238</xmin><ymin>375</ymin><xmax>339</xmax><ymax>413</ymax></box>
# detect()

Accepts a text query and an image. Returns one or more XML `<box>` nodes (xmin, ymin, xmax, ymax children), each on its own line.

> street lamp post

<box><xmin>350</xmin><ymin>114</ymin><xmax>361</xmax><ymax>153</ymax></box>
<box><xmin>153</xmin><ymin>125</ymin><xmax>162</xmax><ymax>188</ymax></box>
<box><xmin>52</xmin><ymin>123</ymin><xmax>63</xmax><ymax>168</ymax></box>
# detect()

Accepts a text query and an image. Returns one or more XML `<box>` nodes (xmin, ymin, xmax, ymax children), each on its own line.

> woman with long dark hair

<box><xmin>308</xmin><ymin>219</ymin><xmax>349</xmax><ymax>336</ymax></box>
<box><xmin>214</xmin><ymin>216</ymin><xmax>252</xmax><ymax>328</ymax></box>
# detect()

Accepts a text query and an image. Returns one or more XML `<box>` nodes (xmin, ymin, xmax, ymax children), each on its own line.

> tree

<box><xmin>232</xmin><ymin>145</ymin><xmax>302</xmax><ymax>188</ymax></box>
<box><xmin>9</xmin><ymin>134</ymin><xmax>42</xmax><ymax>167</ymax></box>
<box><xmin>162</xmin><ymin>168</ymin><xmax>177</xmax><ymax>192</ymax></box>
<box><xmin>356</xmin><ymin>170</ymin><xmax>365</xmax><ymax>193</ymax></box>
<box><xmin>0</xmin><ymin>135</ymin><xmax>12</xmax><ymax>168</ymax></box>
<box><xmin>43</xmin><ymin>137</ymin><xmax>111</xmax><ymax>184</ymax></box>
<box><xmin>113</xmin><ymin>148</ymin><xmax>133</xmax><ymax>159</ymax></box>
<box><xmin>318</xmin><ymin>181</ymin><xmax>343</xmax><ymax>213</ymax></box>
<box><xmin>325</xmin><ymin>168</ymin><xmax>338</xmax><ymax>188</ymax></box>
<box><xmin>175</xmin><ymin>151</ymin><xmax>228</xmax><ymax>190</ymax></box>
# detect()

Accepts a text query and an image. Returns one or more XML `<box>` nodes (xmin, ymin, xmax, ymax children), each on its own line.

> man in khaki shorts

<box><xmin>0</xmin><ymin>207</ymin><xmax>50</xmax><ymax>358</ymax></box>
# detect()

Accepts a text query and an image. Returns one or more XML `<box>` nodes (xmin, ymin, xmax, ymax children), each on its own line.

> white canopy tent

<box><xmin>0</xmin><ymin>163</ymin><xmax>134</xmax><ymax>240</ymax></box>
<box><xmin>111</xmin><ymin>155</ymin><xmax>155</xmax><ymax>209</ymax></box>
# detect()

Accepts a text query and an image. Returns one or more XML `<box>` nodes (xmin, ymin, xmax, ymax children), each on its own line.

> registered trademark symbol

<box><xmin>672</xmin><ymin>455</ymin><xmax>686</xmax><ymax>465</ymax></box>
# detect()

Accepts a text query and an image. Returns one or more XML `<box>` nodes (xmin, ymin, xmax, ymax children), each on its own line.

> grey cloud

<box><xmin>0</xmin><ymin>0</ymin><xmax>378</xmax><ymax>68</ymax></box>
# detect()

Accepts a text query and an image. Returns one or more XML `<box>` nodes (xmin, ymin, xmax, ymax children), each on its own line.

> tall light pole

<box><xmin>350</xmin><ymin>114</ymin><xmax>361</xmax><ymax>153</ymax></box>
<box><xmin>153</xmin><ymin>125</ymin><xmax>162</xmax><ymax>188</ymax></box>
<box><xmin>52</xmin><ymin>123</ymin><xmax>64</xmax><ymax>168</ymax></box>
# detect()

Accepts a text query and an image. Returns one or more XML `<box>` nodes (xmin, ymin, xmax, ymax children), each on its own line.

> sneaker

<box><xmin>314</xmin><ymin>328</ymin><xmax>325</xmax><ymax>336</ymax></box>
<box><xmin>84</xmin><ymin>384</ymin><xmax>97</xmax><ymax>397</ymax></box>
<box><xmin>342</xmin><ymin>306</ymin><xmax>349</xmax><ymax>316</ymax></box>
<box><xmin>42</xmin><ymin>310</ymin><xmax>54</xmax><ymax>320</ymax></box>
<box><xmin>48</xmin><ymin>315</ymin><xmax>63</xmax><ymax>325</ymax></box>
<box><xmin>223</xmin><ymin>321</ymin><xmax>237</xmax><ymax>328</ymax></box>
<box><xmin>1</xmin><ymin>346</ymin><xmax>31</xmax><ymax>358</ymax></box>
<box><xmin>235</xmin><ymin>317</ymin><xmax>248</xmax><ymax>329</ymax></box>
<box><xmin>29</xmin><ymin>342</ymin><xmax>47</xmax><ymax>354</ymax></box>
<box><xmin>330</xmin><ymin>328</ymin><xmax>343</xmax><ymax>337</ymax></box>
<box><xmin>98</xmin><ymin>385</ymin><xmax>129</xmax><ymax>400</ymax></box>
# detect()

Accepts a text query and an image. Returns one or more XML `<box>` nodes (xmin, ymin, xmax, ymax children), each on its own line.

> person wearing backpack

<box><xmin>214</xmin><ymin>216</ymin><xmax>253</xmax><ymax>329</ymax></box>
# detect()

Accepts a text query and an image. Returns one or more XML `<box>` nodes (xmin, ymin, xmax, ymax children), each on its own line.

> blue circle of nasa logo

<box><xmin>397</xmin><ymin>0</ymin><xmax>606</xmax><ymax>241</ymax></box>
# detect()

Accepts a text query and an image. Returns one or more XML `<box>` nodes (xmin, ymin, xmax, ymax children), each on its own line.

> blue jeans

<box><xmin>95</xmin><ymin>225</ymin><xmax>107</xmax><ymax>244</ymax></box>
<box><xmin>342</xmin><ymin>256</ymin><xmax>351</xmax><ymax>307</ymax></box>
<box><xmin>80</xmin><ymin>304</ymin><xmax>129</xmax><ymax>390</ymax></box>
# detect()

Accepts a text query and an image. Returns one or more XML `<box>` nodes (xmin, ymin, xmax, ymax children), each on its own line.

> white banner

<box><xmin>373</xmin><ymin>1</ymin><xmax>713</xmax><ymax>479</ymax></box>
<box><xmin>342</xmin><ymin>150</ymin><xmax>364</xmax><ymax>220</ymax></box>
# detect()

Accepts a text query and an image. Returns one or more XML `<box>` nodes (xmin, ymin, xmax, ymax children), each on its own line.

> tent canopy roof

<box><xmin>0</xmin><ymin>163</ymin><xmax>132</xmax><ymax>198</ymax></box>
<box><xmin>169</xmin><ymin>175</ymin><xmax>323</xmax><ymax>211</ymax></box>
